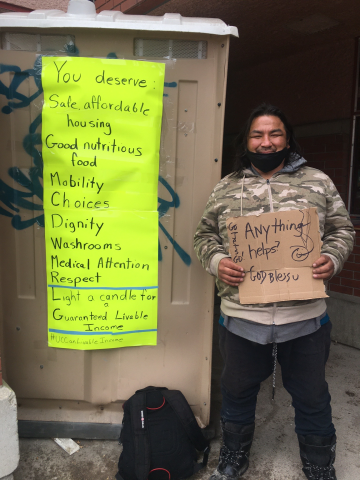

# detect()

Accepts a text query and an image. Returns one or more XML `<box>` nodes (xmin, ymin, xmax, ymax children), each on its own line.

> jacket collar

<box><xmin>243</xmin><ymin>154</ymin><xmax>307</xmax><ymax>178</ymax></box>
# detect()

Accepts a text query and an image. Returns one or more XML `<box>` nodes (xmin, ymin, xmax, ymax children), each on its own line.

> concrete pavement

<box><xmin>13</xmin><ymin>309</ymin><xmax>360</xmax><ymax>480</ymax></box>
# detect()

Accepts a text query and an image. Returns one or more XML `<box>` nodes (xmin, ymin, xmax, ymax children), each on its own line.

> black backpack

<box><xmin>116</xmin><ymin>386</ymin><xmax>210</xmax><ymax>480</ymax></box>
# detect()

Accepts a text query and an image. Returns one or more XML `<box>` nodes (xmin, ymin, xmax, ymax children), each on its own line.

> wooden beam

<box><xmin>121</xmin><ymin>0</ymin><xmax>172</xmax><ymax>15</ymax></box>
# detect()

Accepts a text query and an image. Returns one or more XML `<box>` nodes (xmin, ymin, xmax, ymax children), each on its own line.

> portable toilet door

<box><xmin>0</xmin><ymin>1</ymin><xmax>238</xmax><ymax>438</ymax></box>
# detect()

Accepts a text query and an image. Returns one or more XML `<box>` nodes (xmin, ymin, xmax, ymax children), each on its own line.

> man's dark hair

<box><xmin>232</xmin><ymin>103</ymin><xmax>302</xmax><ymax>176</ymax></box>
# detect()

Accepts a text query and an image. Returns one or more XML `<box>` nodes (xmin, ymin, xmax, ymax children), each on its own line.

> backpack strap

<box><xmin>161</xmin><ymin>389</ymin><xmax>210</xmax><ymax>468</ymax></box>
<box><xmin>130</xmin><ymin>391</ymin><xmax>151</xmax><ymax>480</ymax></box>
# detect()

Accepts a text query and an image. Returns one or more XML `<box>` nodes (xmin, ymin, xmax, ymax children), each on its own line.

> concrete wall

<box><xmin>327</xmin><ymin>292</ymin><xmax>360</xmax><ymax>349</ymax></box>
<box><xmin>328</xmin><ymin>231</ymin><xmax>360</xmax><ymax>297</ymax></box>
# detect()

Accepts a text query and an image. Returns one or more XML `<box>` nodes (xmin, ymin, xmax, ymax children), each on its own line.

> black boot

<box><xmin>298</xmin><ymin>434</ymin><xmax>337</xmax><ymax>480</ymax></box>
<box><xmin>209</xmin><ymin>421</ymin><xmax>255</xmax><ymax>480</ymax></box>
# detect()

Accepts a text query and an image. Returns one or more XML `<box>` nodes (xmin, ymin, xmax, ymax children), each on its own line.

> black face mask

<box><xmin>246</xmin><ymin>147</ymin><xmax>289</xmax><ymax>173</ymax></box>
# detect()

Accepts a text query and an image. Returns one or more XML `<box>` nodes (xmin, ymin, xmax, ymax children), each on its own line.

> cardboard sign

<box><xmin>42</xmin><ymin>56</ymin><xmax>165</xmax><ymax>349</ymax></box>
<box><xmin>226</xmin><ymin>208</ymin><xmax>328</xmax><ymax>304</ymax></box>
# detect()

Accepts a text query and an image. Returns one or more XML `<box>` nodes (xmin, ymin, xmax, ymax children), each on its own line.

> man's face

<box><xmin>247</xmin><ymin>115</ymin><xmax>289</xmax><ymax>153</ymax></box>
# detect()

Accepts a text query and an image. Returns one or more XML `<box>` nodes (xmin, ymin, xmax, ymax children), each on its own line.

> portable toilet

<box><xmin>0</xmin><ymin>0</ymin><xmax>238</xmax><ymax>438</ymax></box>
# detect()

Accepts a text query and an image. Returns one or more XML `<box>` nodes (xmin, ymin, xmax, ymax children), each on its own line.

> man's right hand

<box><xmin>218</xmin><ymin>258</ymin><xmax>245</xmax><ymax>286</ymax></box>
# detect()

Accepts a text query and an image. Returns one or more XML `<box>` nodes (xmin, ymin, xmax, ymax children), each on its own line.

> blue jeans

<box><xmin>219</xmin><ymin>322</ymin><xmax>335</xmax><ymax>437</ymax></box>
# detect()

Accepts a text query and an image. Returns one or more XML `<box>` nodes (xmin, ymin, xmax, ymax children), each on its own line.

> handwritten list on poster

<box><xmin>42</xmin><ymin>57</ymin><xmax>165</xmax><ymax>349</ymax></box>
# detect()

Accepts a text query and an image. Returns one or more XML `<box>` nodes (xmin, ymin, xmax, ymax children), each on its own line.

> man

<box><xmin>194</xmin><ymin>104</ymin><xmax>355</xmax><ymax>480</ymax></box>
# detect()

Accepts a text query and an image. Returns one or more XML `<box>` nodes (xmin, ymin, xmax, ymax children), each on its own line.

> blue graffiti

<box><xmin>0</xmin><ymin>57</ymin><xmax>190</xmax><ymax>264</ymax></box>
<box><xmin>0</xmin><ymin>56</ymin><xmax>42</xmax><ymax>114</ymax></box>
<box><xmin>158</xmin><ymin>176</ymin><xmax>191</xmax><ymax>265</ymax></box>
<box><xmin>163</xmin><ymin>82</ymin><xmax>177</xmax><ymax>97</ymax></box>
<box><xmin>0</xmin><ymin>111</ymin><xmax>44</xmax><ymax>229</ymax></box>
<box><xmin>0</xmin><ymin>43</ymin><xmax>78</xmax><ymax>115</ymax></box>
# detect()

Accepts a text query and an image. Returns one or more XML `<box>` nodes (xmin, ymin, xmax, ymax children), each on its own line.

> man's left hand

<box><xmin>312</xmin><ymin>255</ymin><xmax>334</xmax><ymax>280</ymax></box>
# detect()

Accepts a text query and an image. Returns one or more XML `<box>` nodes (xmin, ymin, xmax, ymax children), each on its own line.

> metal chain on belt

<box><xmin>272</xmin><ymin>342</ymin><xmax>278</xmax><ymax>401</ymax></box>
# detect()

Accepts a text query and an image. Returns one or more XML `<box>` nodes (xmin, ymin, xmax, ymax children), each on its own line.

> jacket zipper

<box><xmin>266</xmin><ymin>179</ymin><xmax>274</xmax><ymax>213</ymax></box>
<box><xmin>266</xmin><ymin>178</ymin><xmax>277</xmax><ymax>331</ymax></box>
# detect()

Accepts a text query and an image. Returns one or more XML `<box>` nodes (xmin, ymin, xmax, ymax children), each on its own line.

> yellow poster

<box><xmin>42</xmin><ymin>56</ymin><xmax>165</xmax><ymax>349</ymax></box>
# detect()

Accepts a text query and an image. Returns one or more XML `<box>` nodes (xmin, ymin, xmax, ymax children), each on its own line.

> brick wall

<box><xmin>291</xmin><ymin>133</ymin><xmax>360</xmax><ymax>298</ymax></box>
<box><xmin>300</xmin><ymin>133</ymin><xmax>350</xmax><ymax>205</ymax></box>
<box><xmin>328</xmin><ymin>230</ymin><xmax>360</xmax><ymax>297</ymax></box>
<box><xmin>225</xmin><ymin>38</ymin><xmax>355</xmax><ymax>134</ymax></box>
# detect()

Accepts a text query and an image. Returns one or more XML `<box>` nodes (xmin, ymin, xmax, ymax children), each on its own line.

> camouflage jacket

<box><xmin>193</xmin><ymin>157</ymin><xmax>355</xmax><ymax>324</ymax></box>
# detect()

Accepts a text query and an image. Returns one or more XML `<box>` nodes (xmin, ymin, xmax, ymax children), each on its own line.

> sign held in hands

<box><xmin>226</xmin><ymin>208</ymin><xmax>328</xmax><ymax>304</ymax></box>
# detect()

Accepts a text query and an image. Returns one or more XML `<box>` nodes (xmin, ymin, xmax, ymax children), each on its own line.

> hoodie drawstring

<box><xmin>240</xmin><ymin>174</ymin><xmax>245</xmax><ymax>216</ymax></box>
